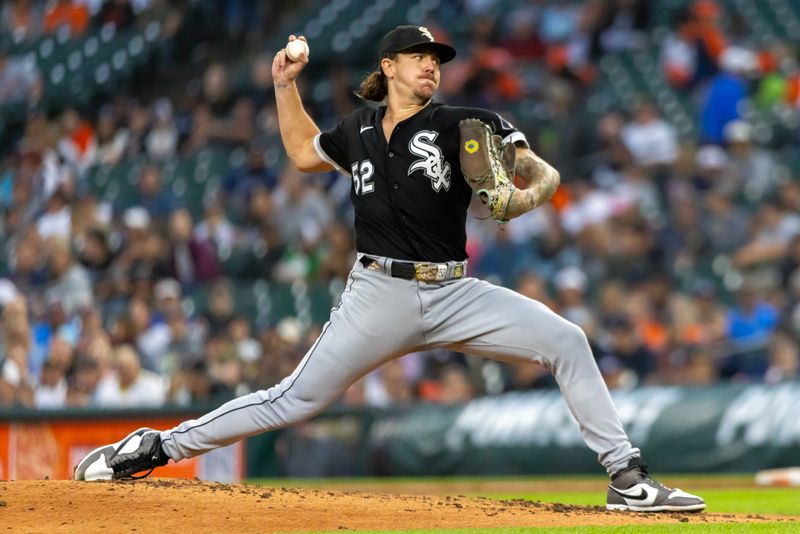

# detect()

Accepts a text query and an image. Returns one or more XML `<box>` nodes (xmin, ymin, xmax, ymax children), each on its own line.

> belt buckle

<box><xmin>366</xmin><ymin>259</ymin><xmax>381</xmax><ymax>272</ymax></box>
<box><xmin>415</xmin><ymin>263</ymin><xmax>447</xmax><ymax>282</ymax></box>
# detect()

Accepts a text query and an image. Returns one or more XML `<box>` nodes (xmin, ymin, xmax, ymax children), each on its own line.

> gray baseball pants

<box><xmin>160</xmin><ymin>255</ymin><xmax>639</xmax><ymax>475</ymax></box>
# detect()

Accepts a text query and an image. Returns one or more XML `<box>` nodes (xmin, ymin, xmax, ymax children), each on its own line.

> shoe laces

<box><xmin>612</xmin><ymin>458</ymin><xmax>671</xmax><ymax>490</ymax></box>
<box><xmin>110</xmin><ymin>433</ymin><xmax>164</xmax><ymax>479</ymax></box>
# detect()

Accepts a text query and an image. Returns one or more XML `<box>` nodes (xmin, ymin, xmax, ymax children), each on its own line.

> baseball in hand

<box><xmin>285</xmin><ymin>39</ymin><xmax>309</xmax><ymax>62</ymax></box>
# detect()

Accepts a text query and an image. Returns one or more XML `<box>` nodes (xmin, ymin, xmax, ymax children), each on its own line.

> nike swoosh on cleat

<box><xmin>610</xmin><ymin>487</ymin><xmax>649</xmax><ymax>501</ymax></box>
<box><xmin>359</xmin><ymin>125</ymin><xmax>374</xmax><ymax>134</ymax></box>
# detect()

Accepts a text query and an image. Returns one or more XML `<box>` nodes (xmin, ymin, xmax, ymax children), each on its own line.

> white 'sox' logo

<box><xmin>419</xmin><ymin>27</ymin><xmax>434</xmax><ymax>41</ymax></box>
<box><xmin>408</xmin><ymin>130</ymin><xmax>451</xmax><ymax>192</ymax></box>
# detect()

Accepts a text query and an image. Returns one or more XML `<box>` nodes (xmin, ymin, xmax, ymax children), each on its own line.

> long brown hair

<box><xmin>356</xmin><ymin>55</ymin><xmax>395</xmax><ymax>101</ymax></box>
<box><xmin>356</xmin><ymin>70</ymin><xmax>387</xmax><ymax>101</ymax></box>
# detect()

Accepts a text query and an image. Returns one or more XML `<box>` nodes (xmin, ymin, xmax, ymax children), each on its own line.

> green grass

<box><xmin>252</xmin><ymin>475</ymin><xmax>800</xmax><ymax>534</ymax></box>
<box><xmin>487</xmin><ymin>488</ymin><xmax>800</xmax><ymax>515</ymax></box>
<box><xmin>311</xmin><ymin>527</ymin><xmax>798</xmax><ymax>534</ymax></box>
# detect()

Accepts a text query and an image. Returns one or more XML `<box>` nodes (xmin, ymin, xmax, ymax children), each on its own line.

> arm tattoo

<box><xmin>503</xmin><ymin>152</ymin><xmax>560</xmax><ymax>219</ymax></box>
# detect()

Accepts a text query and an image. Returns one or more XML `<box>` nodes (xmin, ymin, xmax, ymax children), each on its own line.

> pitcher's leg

<box><xmin>425</xmin><ymin>279</ymin><xmax>639</xmax><ymax>475</ymax></box>
<box><xmin>161</xmin><ymin>269</ymin><xmax>424</xmax><ymax>461</ymax></box>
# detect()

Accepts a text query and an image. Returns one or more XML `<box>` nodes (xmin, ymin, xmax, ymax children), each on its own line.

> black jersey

<box><xmin>314</xmin><ymin>102</ymin><xmax>528</xmax><ymax>262</ymax></box>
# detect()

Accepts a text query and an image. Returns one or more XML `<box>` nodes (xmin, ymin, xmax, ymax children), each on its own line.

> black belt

<box><xmin>359</xmin><ymin>256</ymin><xmax>466</xmax><ymax>282</ymax></box>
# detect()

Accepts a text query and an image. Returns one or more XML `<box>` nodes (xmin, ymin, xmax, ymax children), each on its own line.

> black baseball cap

<box><xmin>378</xmin><ymin>25</ymin><xmax>456</xmax><ymax>64</ymax></box>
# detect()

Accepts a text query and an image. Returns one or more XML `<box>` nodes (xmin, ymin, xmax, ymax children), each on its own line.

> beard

<box><xmin>412</xmin><ymin>83</ymin><xmax>435</xmax><ymax>102</ymax></box>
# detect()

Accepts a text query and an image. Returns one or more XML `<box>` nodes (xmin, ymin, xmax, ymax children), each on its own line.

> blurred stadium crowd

<box><xmin>0</xmin><ymin>0</ymin><xmax>799</xmax><ymax>411</ymax></box>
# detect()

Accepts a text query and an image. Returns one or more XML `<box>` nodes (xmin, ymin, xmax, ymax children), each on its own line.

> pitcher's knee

<box><xmin>551</xmin><ymin>321</ymin><xmax>592</xmax><ymax>362</ymax></box>
<box><xmin>558</xmin><ymin>321</ymin><xmax>591</xmax><ymax>352</ymax></box>
<box><xmin>267</xmin><ymin>387</ymin><xmax>333</xmax><ymax>425</ymax></box>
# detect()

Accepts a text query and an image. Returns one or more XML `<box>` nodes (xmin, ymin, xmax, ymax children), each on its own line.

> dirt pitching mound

<box><xmin>0</xmin><ymin>479</ymin><xmax>793</xmax><ymax>533</ymax></box>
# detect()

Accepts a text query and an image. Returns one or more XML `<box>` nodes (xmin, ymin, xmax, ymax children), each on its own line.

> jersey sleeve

<box><xmin>464</xmin><ymin>108</ymin><xmax>529</xmax><ymax>148</ymax></box>
<box><xmin>314</xmin><ymin>117</ymin><xmax>351</xmax><ymax>175</ymax></box>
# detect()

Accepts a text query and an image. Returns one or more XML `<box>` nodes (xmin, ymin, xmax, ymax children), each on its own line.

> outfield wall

<box><xmin>1</xmin><ymin>383</ymin><xmax>798</xmax><ymax>479</ymax></box>
<box><xmin>364</xmin><ymin>383</ymin><xmax>800</xmax><ymax>476</ymax></box>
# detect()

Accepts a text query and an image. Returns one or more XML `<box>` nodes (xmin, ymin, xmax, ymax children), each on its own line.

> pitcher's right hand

<box><xmin>272</xmin><ymin>35</ymin><xmax>309</xmax><ymax>86</ymax></box>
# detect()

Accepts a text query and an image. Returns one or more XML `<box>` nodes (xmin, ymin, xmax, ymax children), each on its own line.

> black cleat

<box><xmin>74</xmin><ymin>428</ymin><xmax>169</xmax><ymax>481</ymax></box>
<box><xmin>607</xmin><ymin>458</ymin><xmax>705</xmax><ymax>512</ymax></box>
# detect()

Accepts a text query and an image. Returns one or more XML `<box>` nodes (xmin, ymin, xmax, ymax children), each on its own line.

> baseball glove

<box><xmin>459</xmin><ymin>118</ymin><xmax>516</xmax><ymax>223</ymax></box>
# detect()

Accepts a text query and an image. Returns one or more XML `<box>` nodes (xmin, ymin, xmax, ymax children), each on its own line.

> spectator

<box><xmin>43</xmin><ymin>236</ymin><xmax>93</xmax><ymax>316</ymax></box>
<box><xmin>36</xmin><ymin>186</ymin><xmax>72</xmax><ymax>240</ymax></box>
<box><xmin>29</xmin><ymin>319</ymin><xmax>74</xmax><ymax>387</ymax></box>
<box><xmin>227</xmin><ymin>315</ymin><xmax>261</xmax><ymax>368</ymax></box>
<box><xmin>200</xmin><ymin>278</ymin><xmax>235</xmax><ymax>337</ymax></box>
<box><xmin>0</xmin><ymin>0</ymin><xmax>43</xmax><ymax>43</ymax></box>
<box><xmin>764</xmin><ymin>329</ymin><xmax>798</xmax><ymax>384</ymax></box>
<box><xmin>733</xmin><ymin>198</ymin><xmax>800</xmax><ymax>269</ymax></box>
<box><xmin>57</xmin><ymin>108</ymin><xmax>96</xmax><ymax>176</ymax></box>
<box><xmin>127</xmin><ymin>296</ymin><xmax>167</xmax><ymax>373</ymax></box>
<box><xmin>76</xmin><ymin>227</ymin><xmax>115</xmax><ymax>292</ymax></box>
<box><xmin>656</xmin><ymin>199</ymin><xmax>707</xmax><ymax>275</ymax></box>
<box><xmin>205</xmin><ymin>334</ymin><xmax>245</xmax><ymax>396</ymax></box>
<box><xmin>437</xmin><ymin>364</ymin><xmax>475</xmax><ymax>405</ymax></box>
<box><xmin>500</xmin><ymin>8</ymin><xmax>545</xmax><ymax>61</ymax></box>
<box><xmin>723</xmin><ymin>283</ymin><xmax>779</xmax><ymax>378</ymax></box>
<box><xmin>554</xmin><ymin>265</ymin><xmax>592</xmax><ymax>332</ymax></box>
<box><xmin>194</xmin><ymin>199</ymin><xmax>236</xmax><ymax>253</ymax></box>
<box><xmin>94</xmin><ymin>344</ymin><xmax>165</xmax><ymax>406</ymax></box>
<box><xmin>94</xmin><ymin>0</ymin><xmax>135</xmax><ymax>30</ymax></box>
<box><xmin>65</xmin><ymin>355</ymin><xmax>101</xmax><ymax>406</ymax></box>
<box><xmin>317</xmin><ymin>223</ymin><xmax>356</xmax><ymax>283</ymax></box>
<box><xmin>94</xmin><ymin>105</ymin><xmax>129</xmax><ymax>166</ymax></box>
<box><xmin>677</xmin><ymin>346</ymin><xmax>718</xmax><ymax>386</ymax></box>
<box><xmin>723</xmin><ymin>120</ymin><xmax>779</xmax><ymax>202</ymax></box>
<box><xmin>160</xmin><ymin>309</ymin><xmax>205</xmax><ymax>376</ymax></box>
<box><xmin>34</xmin><ymin>358</ymin><xmax>67</xmax><ymax>408</ymax></box>
<box><xmin>201</xmin><ymin>63</ymin><xmax>234</xmax><ymax>117</ymax></box>
<box><xmin>607</xmin><ymin>218</ymin><xmax>662</xmax><ymax>283</ymax></box>
<box><xmin>620</xmin><ymin>100</ymin><xmax>679</xmax><ymax>168</ymax></box>
<box><xmin>515</xmin><ymin>271</ymin><xmax>556</xmax><ymax>311</ymax></box>
<box><xmin>691</xmin><ymin>144</ymin><xmax>730</xmax><ymax>193</ymax></box>
<box><xmin>701</xmin><ymin>187</ymin><xmax>749</xmax><ymax>254</ymax></box>
<box><xmin>108</xmin><ymin>207</ymin><xmax>164</xmax><ymax>301</ymax></box>
<box><xmin>595</xmin><ymin>313</ymin><xmax>657</xmax><ymax>386</ymax></box>
<box><xmin>1</xmin><ymin>341</ymin><xmax>33</xmax><ymax>406</ymax></box>
<box><xmin>152</xmin><ymin>277</ymin><xmax>182</xmax><ymax>319</ymax></box>
<box><xmin>126</xmin><ymin>164</ymin><xmax>179</xmax><ymax>225</ymax></box>
<box><xmin>223</xmin><ymin>139</ymin><xmax>278</xmax><ymax>209</ymax></box>
<box><xmin>123</xmin><ymin>100</ymin><xmax>151</xmax><ymax>159</ymax></box>
<box><xmin>590</xmin><ymin>110</ymin><xmax>633</xmax><ymax>182</ymax></box>
<box><xmin>700</xmin><ymin>46</ymin><xmax>754</xmax><ymax>144</ymax></box>
<box><xmin>9</xmin><ymin>232</ymin><xmax>47</xmax><ymax>296</ymax></box>
<box><xmin>474</xmin><ymin>224</ymin><xmax>537</xmax><ymax>287</ymax></box>
<box><xmin>43</xmin><ymin>0</ymin><xmax>89</xmax><ymax>37</ymax></box>
<box><xmin>1</xmin><ymin>0</ymin><xmax>800</xmax><ymax>409</ymax></box>
<box><xmin>159</xmin><ymin>208</ymin><xmax>221</xmax><ymax>286</ymax></box>
<box><xmin>611</xmin><ymin>165</ymin><xmax>663</xmax><ymax>222</ymax></box>
<box><xmin>364</xmin><ymin>359</ymin><xmax>414</xmax><ymax>407</ymax></box>
<box><xmin>271</xmin><ymin>165</ymin><xmax>333</xmax><ymax>251</ymax></box>
<box><xmin>210</xmin><ymin>97</ymin><xmax>256</xmax><ymax>147</ymax></box>
<box><xmin>239</xmin><ymin>222</ymin><xmax>286</xmax><ymax>281</ymax></box>
<box><xmin>171</xmin><ymin>358</ymin><xmax>232</xmax><ymax>405</ymax></box>
<box><xmin>593</xmin><ymin>0</ymin><xmax>649</xmax><ymax>54</ymax></box>
<box><xmin>144</xmin><ymin>98</ymin><xmax>178</xmax><ymax>161</ymax></box>
<box><xmin>243</xmin><ymin>53</ymin><xmax>274</xmax><ymax>109</ymax></box>
<box><xmin>0</xmin><ymin>42</ymin><xmax>42</xmax><ymax>105</ymax></box>
<box><xmin>660</xmin><ymin>14</ymin><xmax>698</xmax><ymax>89</ymax></box>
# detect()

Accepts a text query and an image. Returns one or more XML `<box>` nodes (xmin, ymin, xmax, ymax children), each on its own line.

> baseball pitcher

<box><xmin>74</xmin><ymin>26</ymin><xmax>704</xmax><ymax>513</ymax></box>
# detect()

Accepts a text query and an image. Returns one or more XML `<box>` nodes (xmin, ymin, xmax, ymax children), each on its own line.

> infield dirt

<box><xmin>0</xmin><ymin>479</ymin><xmax>796</xmax><ymax>533</ymax></box>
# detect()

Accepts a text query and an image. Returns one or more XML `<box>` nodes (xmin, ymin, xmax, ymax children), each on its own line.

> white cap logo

<box><xmin>419</xmin><ymin>26</ymin><xmax>434</xmax><ymax>41</ymax></box>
